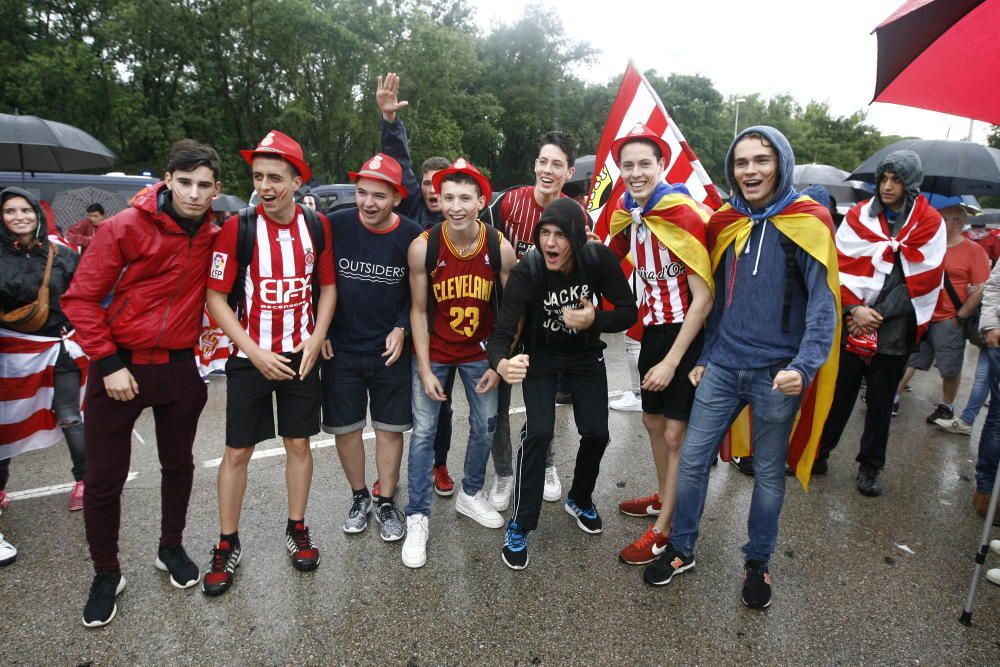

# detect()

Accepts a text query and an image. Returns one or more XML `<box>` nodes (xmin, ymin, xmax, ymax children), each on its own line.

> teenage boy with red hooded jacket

<box><xmin>62</xmin><ymin>139</ymin><xmax>223</xmax><ymax>628</ymax></box>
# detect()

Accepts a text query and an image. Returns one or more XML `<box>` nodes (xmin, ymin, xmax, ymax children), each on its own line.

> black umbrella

<box><xmin>794</xmin><ymin>164</ymin><xmax>872</xmax><ymax>205</ymax></box>
<box><xmin>0</xmin><ymin>113</ymin><xmax>116</xmax><ymax>173</ymax></box>
<box><xmin>51</xmin><ymin>187</ymin><xmax>128</xmax><ymax>234</ymax></box>
<box><xmin>212</xmin><ymin>194</ymin><xmax>247</xmax><ymax>212</ymax></box>
<box><xmin>849</xmin><ymin>139</ymin><xmax>1000</xmax><ymax>196</ymax></box>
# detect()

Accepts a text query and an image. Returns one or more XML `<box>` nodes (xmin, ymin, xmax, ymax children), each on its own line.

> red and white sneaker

<box><xmin>69</xmin><ymin>481</ymin><xmax>85</xmax><ymax>512</ymax></box>
<box><xmin>0</xmin><ymin>490</ymin><xmax>9</xmax><ymax>517</ymax></box>
<box><xmin>201</xmin><ymin>540</ymin><xmax>241</xmax><ymax>597</ymax></box>
<box><xmin>619</xmin><ymin>526</ymin><xmax>669</xmax><ymax>565</ymax></box>
<box><xmin>433</xmin><ymin>465</ymin><xmax>455</xmax><ymax>496</ymax></box>
<box><xmin>618</xmin><ymin>493</ymin><xmax>661</xmax><ymax>517</ymax></box>
<box><xmin>286</xmin><ymin>522</ymin><xmax>320</xmax><ymax>571</ymax></box>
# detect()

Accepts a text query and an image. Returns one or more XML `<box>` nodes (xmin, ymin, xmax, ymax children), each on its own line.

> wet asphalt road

<box><xmin>0</xmin><ymin>335</ymin><xmax>998</xmax><ymax>666</ymax></box>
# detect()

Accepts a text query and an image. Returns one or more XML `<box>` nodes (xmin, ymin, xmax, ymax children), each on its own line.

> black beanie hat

<box><xmin>532</xmin><ymin>198</ymin><xmax>587</xmax><ymax>257</ymax></box>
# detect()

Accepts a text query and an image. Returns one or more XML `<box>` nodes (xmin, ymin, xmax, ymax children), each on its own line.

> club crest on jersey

<box><xmin>210</xmin><ymin>252</ymin><xmax>227</xmax><ymax>280</ymax></box>
<box><xmin>658</xmin><ymin>240</ymin><xmax>667</xmax><ymax>250</ymax></box>
<box><xmin>304</xmin><ymin>250</ymin><xmax>315</xmax><ymax>266</ymax></box>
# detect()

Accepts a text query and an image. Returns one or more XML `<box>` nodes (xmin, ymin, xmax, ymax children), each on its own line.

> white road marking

<box><xmin>11</xmin><ymin>391</ymin><xmax>627</xmax><ymax>498</ymax></box>
<box><xmin>7</xmin><ymin>473</ymin><xmax>139</xmax><ymax>500</ymax></box>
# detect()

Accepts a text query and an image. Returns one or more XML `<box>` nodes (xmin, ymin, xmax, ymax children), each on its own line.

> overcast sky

<box><xmin>469</xmin><ymin>0</ymin><xmax>990</xmax><ymax>144</ymax></box>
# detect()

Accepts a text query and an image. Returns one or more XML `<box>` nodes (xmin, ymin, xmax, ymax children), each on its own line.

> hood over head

<box><xmin>0</xmin><ymin>186</ymin><xmax>47</xmax><ymax>248</ymax></box>
<box><xmin>725</xmin><ymin>125</ymin><xmax>798</xmax><ymax>221</ymax></box>
<box><xmin>873</xmin><ymin>149</ymin><xmax>923</xmax><ymax>217</ymax></box>
<box><xmin>532</xmin><ymin>198</ymin><xmax>588</xmax><ymax>260</ymax></box>
<box><xmin>876</xmin><ymin>150</ymin><xmax>923</xmax><ymax>193</ymax></box>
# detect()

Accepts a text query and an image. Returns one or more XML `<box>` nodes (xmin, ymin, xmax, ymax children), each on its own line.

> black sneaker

<box><xmin>856</xmin><ymin>465</ymin><xmax>883</xmax><ymax>497</ymax></box>
<box><xmin>555</xmin><ymin>391</ymin><xmax>573</xmax><ymax>405</ymax></box>
<box><xmin>643</xmin><ymin>545</ymin><xmax>695</xmax><ymax>586</ymax></box>
<box><xmin>811</xmin><ymin>458</ymin><xmax>829</xmax><ymax>475</ymax></box>
<box><xmin>742</xmin><ymin>560</ymin><xmax>772</xmax><ymax>608</ymax></box>
<box><xmin>286</xmin><ymin>522</ymin><xmax>320</xmax><ymax>572</ymax></box>
<box><xmin>82</xmin><ymin>571</ymin><xmax>126</xmax><ymax>628</ymax></box>
<box><xmin>564</xmin><ymin>496</ymin><xmax>602</xmax><ymax>534</ymax></box>
<box><xmin>201</xmin><ymin>540</ymin><xmax>241</xmax><ymax>597</ymax></box>
<box><xmin>926</xmin><ymin>404</ymin><xmax>953</xmax><ymax>424</ymax></box>
<box><xmin>501</xmin><ymin>521</ymin><xmax>529</xmax><ymax>570</ymax></box>
<box><xmin>155</xmin><ymin>544</ymin><xmax>200</xmax><ymax>589</ymax></box>
<box><xmin>731</xmin><ymin>456</ymin><xmax>754</xmax><ymax>476</ymax></box>
<box><xmin>892</xmin><ymin>400</ymin><xmax>899</xmax><ymax>417</ymax></box>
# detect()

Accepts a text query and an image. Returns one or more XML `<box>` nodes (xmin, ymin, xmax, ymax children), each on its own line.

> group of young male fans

<box><xmin>50</xmin><ymin>73</ymin><xmax>972</xmax><ymax>628</ymax></box>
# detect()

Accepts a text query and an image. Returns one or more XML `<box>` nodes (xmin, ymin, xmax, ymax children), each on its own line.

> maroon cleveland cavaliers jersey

<box><xmin>425</xmin><ymin>223</ymin><xmax>500</xmax><ymax>364</ymax></box>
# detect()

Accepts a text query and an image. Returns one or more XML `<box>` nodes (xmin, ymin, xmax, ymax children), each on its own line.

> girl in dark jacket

<box><xmin>0</xmin><ymin>186</ymin><xmax>86</xmax><ymax>521</ymax></box>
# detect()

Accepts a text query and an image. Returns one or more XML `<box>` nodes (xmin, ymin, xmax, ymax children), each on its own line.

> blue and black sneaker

<box><xmin>502</xmin><ymin>521</ymin><xmax>529</xmax><ymax>570</ymax></box>
<box><xmin>564</xmin><ymin>495</ymin><xmax>602</xmax><ymax>534</ymax></box>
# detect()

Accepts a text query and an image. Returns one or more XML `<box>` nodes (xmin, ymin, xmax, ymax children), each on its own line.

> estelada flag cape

<box><xmin>609</xmin><ymin>189</ymin><xmax>714</xmax><ymax>295</ymax></box>
<box><xmin>708</xmin><ymin>197</ymin><xmax>841</xmax><ymax>490</ymax></box>
<box><xmin>836</xmin><ymin>195</ymin><xmax>945</xmax><ymax>343</ymax></box>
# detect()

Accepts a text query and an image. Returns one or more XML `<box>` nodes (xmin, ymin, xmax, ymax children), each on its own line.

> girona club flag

<box><xmin>195</xmin><ymin>305</ymin><xmax>230</xmax><ymax>378</ymax></box>
<box><xmin>587</xmin><ymin>62</ymin><xmax>723</xmax><ymax>234</ymax></box>
<box><xmin>0</xmin><ymin>328</ymin><xmax>87</xmax><ymax>460</ymax></box>
<box><xmin>588</xmin><ymin>62</ymin><xmax>724</xmax><ymax>340</ymax></box>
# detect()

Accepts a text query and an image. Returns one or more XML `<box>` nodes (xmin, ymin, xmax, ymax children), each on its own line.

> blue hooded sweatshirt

<box><xmin>698</xmin><ymin>126</ymin><xmax>837</xmax><ymax>386</ymax></box>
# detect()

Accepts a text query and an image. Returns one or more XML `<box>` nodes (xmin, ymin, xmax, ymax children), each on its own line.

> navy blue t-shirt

<box><xmin>327</xmin><ymin>208</ymin><xmax>421</xmax><ymax>354</ymax></box>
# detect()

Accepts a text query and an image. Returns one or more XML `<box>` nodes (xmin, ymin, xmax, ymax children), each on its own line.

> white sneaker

<box><xmin>0</xmin><ymin>532</ymin><xmax>17</xmax><ymax>566</ymax></box>
<box><xmin>401</xmin><ymin>514</ymin><xmax>429</xmax><ymax>569</ymax></box>
<box><xmin>987</xmin><ymin>567</ymin><xmax>1000</xmax><ymax>587</ymax></box>
<box><xmin>990</xmin><ymin>539</ymin><xmax>1000</xmax><ymax>557</ymax></box>
<box><xmin>456</xmin><ymin>488</ymin><xmax>505</xmax><ymax>528</ymax></box>
<box><xmin>543</xmin><ymin>466</ymin><xmax>562</xmax><ymax>502</ymax></box>
<box><xmin>489</xmin><ymin>475</ymin><xmax>514</xmax><ymax>512</ymax></box>
<box><xmin>934</xmin><ymin>417</ymin><xmax>973</xmax><ymax>435</ymax></box>
<box><xmin>610</xmin><ymin>390</ymin><xmax>642</xmax><ymax>412</ymax></box>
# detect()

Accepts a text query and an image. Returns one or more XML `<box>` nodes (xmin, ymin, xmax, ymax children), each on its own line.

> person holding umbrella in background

<box><xmin>65</xmin><ymin>203</ymin><xmax>105</xmax><ymax>252</ymax></box>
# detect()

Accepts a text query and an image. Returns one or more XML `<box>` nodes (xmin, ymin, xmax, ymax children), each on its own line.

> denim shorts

<box><xmin>320</xmin><ymin>349</ymin><xmax>412</xmax><ymax>434</ymax></box>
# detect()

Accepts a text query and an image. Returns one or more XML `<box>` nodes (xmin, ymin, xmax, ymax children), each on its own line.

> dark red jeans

<box><xmin>83</xmin><ymin>357</ymin><xmax>207</xmax><ymax>572</ymax></box>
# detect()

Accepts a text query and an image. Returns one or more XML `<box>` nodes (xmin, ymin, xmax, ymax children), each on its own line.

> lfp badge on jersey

<box><xmin>210</xmin><ymin>252</ymin><xmax>228</xmax><ymax>280</ymax></box>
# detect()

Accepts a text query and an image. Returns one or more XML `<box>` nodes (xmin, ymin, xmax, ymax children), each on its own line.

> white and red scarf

<box><xmin>0</xmin><ymin>328</ymin><xmax>88</xmax><ymax>460</ymax></box>
<box><xmin>836</xmin><ymin>196</ymin><xmax>946</xmax><ymax>341</ymax></box>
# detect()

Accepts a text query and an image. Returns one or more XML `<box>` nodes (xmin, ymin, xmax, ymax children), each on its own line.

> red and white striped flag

<box><xmin>587</xmin><ymin>63</ymin><xmax>723</xmax><ymax>237</ymax></box>
<box><xmin>587</xmin><ymin>62</ymin><xmax>723</xmax><ymax>339</ymax></box>
<box><xmin>0</xmin><ymin>328</ymin><xmax>87</xmax><ymax>460</ymax></box>
<box><xmin>195</xmin><ymin>305</ymin><xmax>230</xmax><ymax>378</ymax></box>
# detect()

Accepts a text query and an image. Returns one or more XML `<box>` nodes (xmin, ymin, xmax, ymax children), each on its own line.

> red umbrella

<box><xmin>872</xmin><ymin>0</ymin><xmax>1000</xmax><ymax>125</ymax></box>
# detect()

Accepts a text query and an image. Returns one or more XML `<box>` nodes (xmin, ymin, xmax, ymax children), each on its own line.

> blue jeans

<box><xmin>961</xmin><ymin>348</ymin><xmax>991</xmax><ymax>425</ymax></box>
<box><xmin>975</xmin><ymin>347</ymin><xmax>1000</xmax><ymax>494</ymax></box>
<box><xmin>405</xmin><ymin>359</ymin><xmax>497</xmax><ymax>516</ymax></box>
<box><xmin>671</xmin><ymin>363</ymin><xmax>803</xmax><ymax>563</ymax></box>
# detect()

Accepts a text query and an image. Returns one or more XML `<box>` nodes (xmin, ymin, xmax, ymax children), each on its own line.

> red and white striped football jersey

<box><xmin>209</xmin><ymin>205</ymin><xmax>335</xmax><ymax>356</ymax></box>
<box><xmin>611</xmin><ymin>227</ymin><xmax>691</xmax><ymax>325</ymax></box>
<box><xmin>494</xmin><ymin>186</ymin><xmax>579</xmax><ymax>259</ymax></box>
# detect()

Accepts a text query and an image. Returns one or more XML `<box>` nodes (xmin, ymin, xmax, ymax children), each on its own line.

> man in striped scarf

<box><xmin>815</xmin><ymin>150</ymin><xmax>946</xmax><ymax>497</ymax></box>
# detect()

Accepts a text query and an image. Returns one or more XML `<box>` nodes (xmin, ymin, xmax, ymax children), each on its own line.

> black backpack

<box><xmin>226</xmin><ymin>206</ymin><xmax>327</xmax><ymax>319</ymax></box>
<box><xmin>777</xmin><ymin>232</ymin><xmax>806</xmax><ymax>334</ymax></box>
<box><xmin>423</xmin><ymin>221</ymin><xmax>503</xmax><ymax>332</ymax></box>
